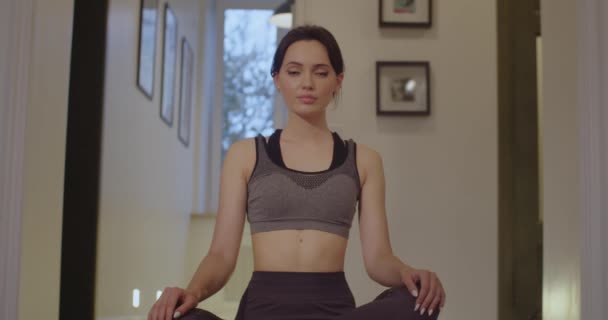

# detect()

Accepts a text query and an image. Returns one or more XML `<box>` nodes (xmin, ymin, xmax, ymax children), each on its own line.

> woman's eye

<box><xmin>287</xmin><ymin>71</ymin><xmax>300</xmax><ymax>76</ymax></box>
<box><xmin>316</xmin><ymin>72</ymin><xmax>329</xmax><ymax>77</ymax></box>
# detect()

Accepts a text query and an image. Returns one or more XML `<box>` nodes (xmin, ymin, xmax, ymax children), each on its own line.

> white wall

<box><xmin>295</xmin><ymin>1</ymin><xmax>498</xmax><ymax>319</ymax></box>
<box><xmin>0</xmin><ymin>2</ymin><xmax>8</xmax><ymax>88</ymax></box>
<box><xmin>17</xmin><ymin>1</ymin><xmax>75</xmax><ymax>320</ymax></box>
<box><xmin>95</xmin><ymin>0</ymin><xmax>205</xmax><ymax>318</ymax></box>
<box><xmin>1</xmin><ymin>1</ymin><xmax>29</xmax><ymax>320</ymax></box>
<box><xmin>576</xmin><ymin>1</ymin><xmax>608</xmax><ymax>319</ymax></box>
<box><xmin>577</xmin><ymin>1</ymin><xmax>608</xmax><ymax>318</ymax></box>
<box><xmin>0</xmin><ymin>1</ymin><xmax>11</xmax><ymax>316</ymax></box>
<box><xmin>540</xmin><ymin>1</ymin><xmax>581</xmax><ymax>319</ymax></box>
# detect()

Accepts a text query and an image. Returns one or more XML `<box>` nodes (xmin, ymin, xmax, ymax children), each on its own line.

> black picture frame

<box><xmin>136</xmin><ymin>0</ymin><xmax>159</xmax><ymax>99</ymax></box>
<box><xmin>178</xmin><ymin>37</ymin><xmax>194</xmax><ymax>147</ymax></box>
<box><xmin>379</xmin><ymin>0</ymin><xmax>432</xmax><ymax>28</ymax></box>
<box><xmin>376</xmin><ymin>61</ymin><xmax>431</xmax><ymax>116</ymax></box>
<box><xmin>160</xmin><ymin>3</ymin><xmax>178</xmax><ymax>126</ymax></box>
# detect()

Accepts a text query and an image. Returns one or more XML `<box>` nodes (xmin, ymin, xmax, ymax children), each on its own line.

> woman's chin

<box><xmin>292</xmin><ymin>105</ymin><xmax>326</xmax><ymax>118</ymax></box>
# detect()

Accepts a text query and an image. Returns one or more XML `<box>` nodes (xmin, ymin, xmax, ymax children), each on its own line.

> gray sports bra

<box><xmin>246</xmin><ymin>132</ymin><xmax>361</xmax><ymax>238</ymax></box>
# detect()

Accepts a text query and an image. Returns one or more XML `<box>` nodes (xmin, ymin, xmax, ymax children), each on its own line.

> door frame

<box><xmin>57</xmin><ymin>1</ymin><xmax>109</xmax><ymax>319</ymax></box>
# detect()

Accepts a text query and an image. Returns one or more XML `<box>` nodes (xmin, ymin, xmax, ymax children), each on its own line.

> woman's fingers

<box><xmin>151</xmin><ymin>287</ymin><xmax>200</xmax><ymax>320</ymax></box>
<box><xmin>154</xmin><ymin>290</ymin><xmax>168</xmax><ymax>320</ymax></box>
<box><xmin>428</xmin><ymin>282</ymin><xmax>443</xmax><ymax>316</ymax></box>
<box><xmin>415</xmin><ymin>270</ymin><xmax>430</xmax><ymax>310</ymax></box>
<box><xmin>164</xmin><ymin>288</ymin><xmax>180</xmax><ymax>320</ymax></box>
<box><xmin>419</xmin><ymin>272</ymin><xmax>437</xmax><ymax>315</ymax></box>
<box><xmin>407</xmin><ymin>268</ymin><xmax>446</xmax><ymax>316</ymax></box>
<box><xmin>147</xmin><ymin>303</ymin><xmax>155</xmax><ymax>320</ymax></box>
<box><xmin>174</xmin><ymin>294</ymin><xmax>198</xmax><ymax>319</ymax></box>
<box><xmin>400</xmin><ymin>268</ymin><xmax>419</xmax><ymax>298</ymax></box>
<box><xmin>159</xmin><ymin>288</ymin><xmax>170</xmax><ymax>320</ymax></box>
<box><xmin>147</xmin><ymin>287</ymin><xmax>182</xmax><ymax>320</ymax></box>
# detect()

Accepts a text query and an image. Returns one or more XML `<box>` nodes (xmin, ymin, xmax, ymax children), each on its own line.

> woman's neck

<box><xmin>283</xmin><ymin>112</ymin><xmax>331</xmax><ymax>143</ymax></box>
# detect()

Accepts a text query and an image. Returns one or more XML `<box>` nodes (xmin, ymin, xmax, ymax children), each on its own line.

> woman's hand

<box><xmin>147</xmin><ymin>287</ymin><xmax>199</xmax><ymax>320</ymax></box>
<box><xmin>400</xmin><ymin>266</ymin><xmax>446</xmax><ymax>317</ymax></box>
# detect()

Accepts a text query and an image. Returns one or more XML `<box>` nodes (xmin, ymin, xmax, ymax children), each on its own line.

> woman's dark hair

<box><xmin>270</xmin><ymin>25</ymin><xmax>344</xmax><ymax>77</ymax></box>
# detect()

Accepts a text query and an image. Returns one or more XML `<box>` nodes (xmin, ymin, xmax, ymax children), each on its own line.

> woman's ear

<box><xmin>273</xmin><ymin>74</ymin><xmax>280</xmax><ymax>91</ymax></box>
<box><xmin>337</xmin><ymin>72</ymin><xmax>344</xmax><ymax>85</ymax></box>
<box><xmin>335</xmin><ymin>73</ymin><xmax>344</xmax><ymax>92</ymax></box>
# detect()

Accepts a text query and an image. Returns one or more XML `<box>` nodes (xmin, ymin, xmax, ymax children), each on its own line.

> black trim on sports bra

<box><xmin>266</xmin><ymin>129</ymin><xmax>347</xmax><ymax>172</ymax></box>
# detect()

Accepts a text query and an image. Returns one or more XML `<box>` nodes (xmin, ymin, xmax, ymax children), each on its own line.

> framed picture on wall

<box><xmin>136</xmin><ymin>0</ymin><xmax>159</xmax><ymax>99</ymax></box>
<box><xmin>160</xmin><ymin>4</ymin><xmax>178</xmax><ymax>126</ymax></box>
<box><xmin>178</xmin><ymin>37</ymin><xmax>194</xmax><ymax>147</ymax></box>
<box><xmin>379</xmin><ymin>0</ymin><xmax>432</xmax><ymax>28</ymax></box>
<box><xmin>376</xmin><ymin>61</ymin><xmax>430</xmax><ymax>116</ymax></box>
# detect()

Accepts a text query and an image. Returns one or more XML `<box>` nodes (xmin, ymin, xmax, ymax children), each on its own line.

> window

<box><xmin>222</xmin><ymin>8</ymin><xmax>277</xmax><ymax>157</ymax></box>
<box><xmin>205</xmin><ymin>0</ymin><xmax>287</xmax><ymax>213</ymax></box>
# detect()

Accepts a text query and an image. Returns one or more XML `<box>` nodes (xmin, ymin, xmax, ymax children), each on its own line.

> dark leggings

<box><xmin>180</xmin><ymin>271</ymin><xmax>440</xmax><ymax>320</ymax></box>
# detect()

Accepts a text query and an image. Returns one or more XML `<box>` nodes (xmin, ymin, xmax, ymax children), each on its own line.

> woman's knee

<box><xmin>178</xmin><ymin>308</ymin><xmax>222</xmax><ymax>320</ymax></box>
<box><xmin>374</xmin><ymin>286</ymin><xmax>441</xmax><ymax>319</ymax></box>
<box><xmin>374</xmin><ymin>285</ymin><xmax>412</xmax><ymax>301</ymax></box>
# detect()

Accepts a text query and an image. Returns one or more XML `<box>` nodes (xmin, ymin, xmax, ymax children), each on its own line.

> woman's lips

<box><xmin>297</xmin><ymin>95</ymin><xmax>317</xmax><ymax>104</ymax></box>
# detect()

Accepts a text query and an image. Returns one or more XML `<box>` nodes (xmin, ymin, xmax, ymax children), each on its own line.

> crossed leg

<box><xmin>334</xmin><ymin>286</ymin><xmax>440</xmax><ymax>320</ymax></box>
<box><xmin>178</xmin><ymin>308</ymin><xmax>223</xmax><ymax>320</ymax></box>
<box><xmin>177</xmin><ymin>286</ymin><xmax>440</xmax><ymax>320</ymax></box>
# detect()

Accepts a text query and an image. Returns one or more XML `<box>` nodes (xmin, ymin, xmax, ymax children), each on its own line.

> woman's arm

<box><xmin>149</xmin><ymin>139</ymin><xmax>253</xmax><ymax>320</ymax></box>
<box><xmin>356</xmin><ymin>144</ymin><xmax>405</xmax><ymax>286</ymax></box>
<box><xmin>356</xmin><ymin>144</ymin><xmax>445</xmax><ymax>315</ymax></box>
<box><xmin>186</xmin><ymin>138</ymin><xmax>253</xmax><ymax>300</ymax></box>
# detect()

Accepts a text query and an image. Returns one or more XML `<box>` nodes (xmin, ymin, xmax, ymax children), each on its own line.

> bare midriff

<box><xmin>252</xmin><ymin>229</ymin><xmax>348</xmax><ymax>272</ymax></box>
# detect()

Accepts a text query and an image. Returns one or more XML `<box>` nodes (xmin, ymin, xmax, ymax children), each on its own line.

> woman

<box><xmin>148</xmin><ymin>25</ymin><xmax>446</xmax><ymax>320</ymax></box>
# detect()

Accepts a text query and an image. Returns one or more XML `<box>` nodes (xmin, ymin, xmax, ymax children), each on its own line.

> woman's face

<box><xmin>273</xmin><ymin>40</ymin><xmax>343</xmax><ymax>118</ymax></box>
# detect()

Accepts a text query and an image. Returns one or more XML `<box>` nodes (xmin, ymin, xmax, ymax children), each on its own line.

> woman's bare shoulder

<box><xmin>225</xmin><ymin>137</ymin><xmax>258</xmax><ymax>178</ymax></box>
<box><xmin>352</xmin><ymin>142</ymin><xmax>383</xmax><ymax>186</ymax></box>
<box><xmin>354</xmin><ymin>142</ymin><xmax>383</xmax><ymax>168</ymax></box>
<box><xmin>227</xmin><ymin>137</ymin><xmax>256</xmax><ymax>154</ymax></box>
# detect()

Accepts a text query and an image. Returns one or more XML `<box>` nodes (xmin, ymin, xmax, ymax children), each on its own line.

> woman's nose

<box><xmin>300</xmin><ymin>73</ymin><xmax>314</xmax><ymax>90</ymax></box>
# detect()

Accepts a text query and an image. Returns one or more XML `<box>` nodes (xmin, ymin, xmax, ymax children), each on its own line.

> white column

<box><xmin>0</xmin><ymin>0</ymin><xmax>34</xmax><ymax>320</ymax></box>
<box><xmin>577</xmin><ymin>0</ymin><xmax>608</xmax><ymax>319</ymax></box>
